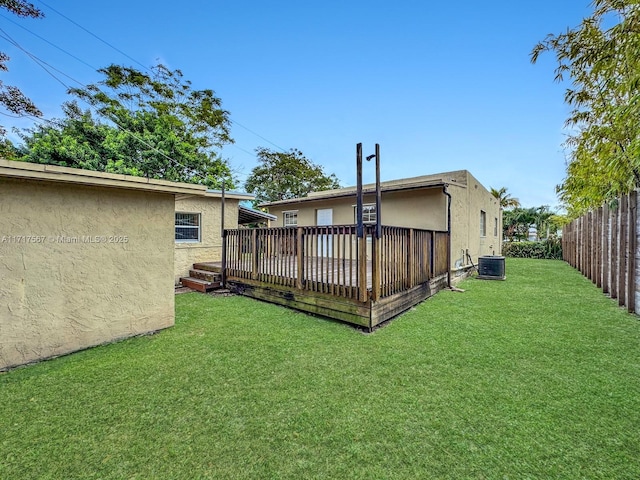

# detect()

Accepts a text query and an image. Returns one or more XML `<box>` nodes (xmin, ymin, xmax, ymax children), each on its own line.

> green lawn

<box><xmin>1</xmin><ymin>258</ymin><xmax>639</xmax><ymax>479</ymax></box>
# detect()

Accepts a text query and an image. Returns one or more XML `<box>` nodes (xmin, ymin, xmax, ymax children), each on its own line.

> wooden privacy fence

<box><xmin>223</xmin><ymin>224</ymin><xmax>449</xmax><ymax>303</ymax></box>
<box><xmin>562</xmin><ymin>190</ymin><xmax>639</xmax><ymax>313</ymax></box>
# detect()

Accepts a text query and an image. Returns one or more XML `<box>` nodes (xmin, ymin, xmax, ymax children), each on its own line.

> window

<box><xmin>494</xmin><ymin>217</ymin><xmax>498</xmax><ymax>237</ymax></box>
<box><xmin>480</xmin><ymin>210</ymin><xmax>486</xmax><ymax>237</ymax></box>
<box><xmin>354</xmin><ymin>204</ymin><xmax>377</xmax><ymax>223</ymax></box>
<box><xmin>175</xmin><ymin>212</ymin><xmax>201</xmax><ymax>242</ymax></box>
<box><xmin>284</xmin><ymin>211</ymin><xmax>298</xmax><ymax>227</ymax></box>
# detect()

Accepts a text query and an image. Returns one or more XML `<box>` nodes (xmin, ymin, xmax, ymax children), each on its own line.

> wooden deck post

<box><xmin>371</xmin><ymin>230</ymin><xmax>381</xmax><ymax>301</ymax></box>
<box><xmin>356</xmin><ymin>143</ymin><xmax>364</xmax><ymax>239</ymax></box>
<box><xmin>221</xmin><ymin>229</ymin><xmax>227</xmax><ymax>287</ymax></box>
<box><xmin>430</xmin><ymin>231</ymin><xmax>435</xmax><ymax>278</ymax></box>
<box><xmin>296</xmin><ymin>227</ymin><xmax>304</xmax><ymax>290</ymax></box>
<box><xmin>407</xmin><ymin>228</ymin><xmax>415</xmax><ymax>289</ymax></box>
<box><xmin>252</xmin><ymin>229</ymin><xmax>259</xmax><ymax>280</ymax></box>
<box><xmin>375</xmin><ymin>143</ymin><xmax>382</xmax><ymax>240</ymax></box>
<box><xmin>358</xmin><ymin>235</ymin><xmax>368</xmax><ymax>303</ymax></box>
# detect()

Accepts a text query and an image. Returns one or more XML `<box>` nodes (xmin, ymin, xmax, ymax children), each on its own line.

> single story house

<box><xmin>216</xmin><ymin>169</ymin><xmax>501</xmax><ymax>329</ymax></box>
<box><xmin>174</xmin><ymin>192</ymin><xmax>274</xmax><ymax>284</ymax></box>
<box><xmin>262</xmin><ymin>169</ymin><xmax>502</xmax><ymax>278</ymax></box>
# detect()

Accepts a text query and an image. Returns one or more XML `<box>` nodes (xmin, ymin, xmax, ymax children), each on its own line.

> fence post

<box><xmin>619</xmin><ymin>195</ymin><xmax>628</xmax><ymax>307</ymax></box>
<box><xmin>595</xmin><ymin>207</ymin><xmax>602</xmax><ymax>288</ymax></box>
<box><xmin>627</xmin><ymin>191</ymin><xmax>636</xmax><ymax>313</ymax></box>
<box><xmin>576</xmin><ymin>217</ymin><xmax>584</xmax><ymax>272</ymax></box>
<box><xmin>611</xmin><ymin>203</ymin><xmax>619</xmax><ymax>300</ymax></box>
<box><xmin>602</xmin><ymin>204</ymin><xmax>610</xmax><ymax>294</ymax></box>
<box><xmin>589</xmin><ymin>211</ymin><xmax>595</xmax><ymax>282</ymax></box>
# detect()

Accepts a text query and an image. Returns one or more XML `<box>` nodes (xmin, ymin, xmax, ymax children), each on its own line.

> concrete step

<box><xmin>192</xmin><ymin>262</ymin><xmax>222</xmax><ymax>273</ymax></box>
<box><xmin>180</xmin><ymin>276</ymin><xmax>221</xmax><ymax>293</ymax></box>
<box><xmin>189</xmin><ymin>268</ymin><xmax>221</xmax><ymax>282</ymax></box>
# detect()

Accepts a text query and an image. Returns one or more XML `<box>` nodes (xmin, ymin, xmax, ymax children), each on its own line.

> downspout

<box><xmin>443</xmin><ymin>184</ymin><xmax>452</xmax><ymax>288</ymax></box>
<box><xmin>221</xmin><ymin>183</ymin><xmax>226</xmax><ymax>288</ymax></box>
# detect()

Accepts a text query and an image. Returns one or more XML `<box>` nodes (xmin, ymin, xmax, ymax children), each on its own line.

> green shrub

<box><xmin>502</xmin><ymin>238</ymin><xmax>562</xmax><ymax>259</ymax></box>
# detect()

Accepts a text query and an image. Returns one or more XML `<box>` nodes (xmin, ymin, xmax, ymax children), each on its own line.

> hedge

<box><xmin>502</xmin><ymin>238</ymin><xmax>562</xmax><ymax>260</ymax></box>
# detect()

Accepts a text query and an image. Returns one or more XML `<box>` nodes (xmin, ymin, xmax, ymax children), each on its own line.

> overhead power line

<box><xmin>0</xmin><ymin>29</ymin><xmax>220</xmax><ymax>183</ymax></box>
<box><xmin>228</xmin><ymin>118</ymin><xmax>287</xmax><ymax>153</ymax></box>
<box><xmin>32</xmin><ymin>0</ymin><xmax>288</xmax><ymax>155</ymax></box>
<box><xmin>0</xmin><ymin>27</ymin><xmax>85</xmax><ymax>89</ymax></box>
<box><xmin>0</xmin><ymin>12</ymin><xmax>96</xmax><ymax>70</ymax></box>
<box><xmin>35</xmin><ymin>0</ymin><xmax>149</xmax><ymax>72</ymax></box>
<box><xmin>3</xmin><ymin>1</ymin><xmax>288</xmax><ymax>168</ymax></box>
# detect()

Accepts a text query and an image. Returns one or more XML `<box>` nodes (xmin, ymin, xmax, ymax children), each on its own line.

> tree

<box><xmin>20</xmin><ymin>64</ymin><xmax>236</xmax><ymax>188</ymax></box>
<box><xmin>19</xmin><ymin>102</ymin><xmax>121</xmax><ymax>170</ymax></box>
<box><xmin>531</xmin><ymin>0</ymin><xmax>640</xmax><ymax>217</ymax></box>
<box><xmin>502</xmin><ymin>205</ymin><xmax>561</xmax><ymax>241</ymax></box>
<box><xmin>0</xmin><ymin>0</ymin><xmax>43</xmax><ymax>135</ymax></box>
<box><xmin>245</xmin><ymin>147</ymin><xmax>340</xmax><ymax>206</ymax></box>
<box><xmin>503</xmin><ymin>207</ymin><xmax>537</xmax><ymax>242</ymax></box>
<box><xmin>490</xmin><ymin>187</ymin><xmax>520</xmax><ymax>209</ymax></box>
<box><xmin>532</xmin><ymin>205</ymin><xmax>555</xmax><ymax>240</ymax></box>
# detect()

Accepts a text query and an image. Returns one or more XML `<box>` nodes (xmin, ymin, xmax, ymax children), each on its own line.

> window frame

<box><xmin>175</xmin><ymin>212</ymin><xmax>201</xmax><ymax>243</ymax></box>
<box><xmin>480</xmin><ymin>210</ymin><xmax>487</xmax><ymax>237</ymax></box>
<box><xmin>353</xmin><ymin>203</ymin><xmax>377</xmax><ymax>224</ymax></box>
<box><xmin>283</xmin><ymin>210</ymin><xmax>298</xmax><ymax>227</ymax></box>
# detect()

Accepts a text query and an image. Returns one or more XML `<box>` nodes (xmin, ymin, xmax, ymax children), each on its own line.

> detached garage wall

<box><xmin>0</xmin><ymin>161</ymin><xmax>199</xmax><ymax>370</ymax></box>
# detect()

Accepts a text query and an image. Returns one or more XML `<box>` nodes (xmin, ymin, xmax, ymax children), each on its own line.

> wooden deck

<box><xmin>218</xmin><ymin>225</ymin><xmax>450</xmax><ymax>329</ymax></box>
<box><xmin>201</xmin><ymin>256</ymin><xmax>372</xmax><ymax>287</ymax></box>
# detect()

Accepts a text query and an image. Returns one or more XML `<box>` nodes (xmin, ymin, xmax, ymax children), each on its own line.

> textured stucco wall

<box><xmin>0</xmin><ymin>177</ymin><xmax>175</xmax><ymax>370</ymax></box>
<box><xmin>174</xmin><ymin>196</ymin><xmax>240</xmax><ymax>283</ymax></box>
<box><xmin>266</xmin><ymin>170</ymin><xmax>501</xmax><ymax>271</ymax></box>
<box><xmin>268</xmin><ymin>189</ymin><xmax>447</xmax><ymax>231</ymax></box>
<box><xmin>449</xmin><ymin>171</ymin><xmax>502</xmax><ymax>271</ymax></box>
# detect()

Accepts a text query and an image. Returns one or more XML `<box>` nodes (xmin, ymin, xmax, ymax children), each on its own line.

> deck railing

<box><xmin>223</xmin><ymin>225</ymin><xmax>449</xmax><ymax>303</ymax></box>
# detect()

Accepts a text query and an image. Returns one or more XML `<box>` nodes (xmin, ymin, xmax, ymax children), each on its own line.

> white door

<box><xmin>316</xmin><ymin>209</ymin><xmax>333</xmax><ymax>257</ymax></box>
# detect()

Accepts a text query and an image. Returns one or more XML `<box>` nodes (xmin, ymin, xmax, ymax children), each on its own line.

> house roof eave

<box><xmin>260</xmin><ymin>180</ymin><xmax>464</xmax><ymax>208</ymax></box>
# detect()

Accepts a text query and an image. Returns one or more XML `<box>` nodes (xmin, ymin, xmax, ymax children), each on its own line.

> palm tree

<box><xmin>490</xmin><ymin>187</ymin><xmax>521</xmax><ymax>209</ymax></box>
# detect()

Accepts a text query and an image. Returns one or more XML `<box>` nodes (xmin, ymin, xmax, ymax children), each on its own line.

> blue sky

<box><xmin>0</xmin><ymin>0</ymin><xmax>593</xmax><ymax>209</ymax></box>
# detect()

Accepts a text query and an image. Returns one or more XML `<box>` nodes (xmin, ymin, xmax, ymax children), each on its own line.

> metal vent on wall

<box><xmin>477</xmin><ymin>256</ymin><xmax>506</xmax><ymax>280</ymax></box>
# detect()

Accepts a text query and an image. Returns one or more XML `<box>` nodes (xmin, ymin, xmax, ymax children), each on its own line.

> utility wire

<box><xmin>0</xmin><ymin>12</ymin><xmax>97</xmax><ymax>70</ymax></box>
<box><xmin>1</xmin><ymin>29</ymin><xmax>219</xmax><ymax>183</ymax></box>
<box><xmin>228</xmin><ymin>118</ymin><xmax>287</xmax><ymax>152</ymax></box>
<box><xmin>0</xmin><ymin>28</ymin><xmax>85</xmax><ymax>89</ymax></box>
<box><xmin>2</xmin><ymin>3</ymin><xmax>284</xmax><ymax>181</ymax></box>
<box><xmin>32</xmin><ymin>0</ymin><xmax>287</xmax><ymax>154</ymax></box>
<box><xmin>34</xmin><ymin>0</ymin><xmax>149</xmax><ymax>72</ymax></box>
<box><xmin>229</xmin><ymin>143</ymin><xmax>257</xmax><ymax>157</ymax></box>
